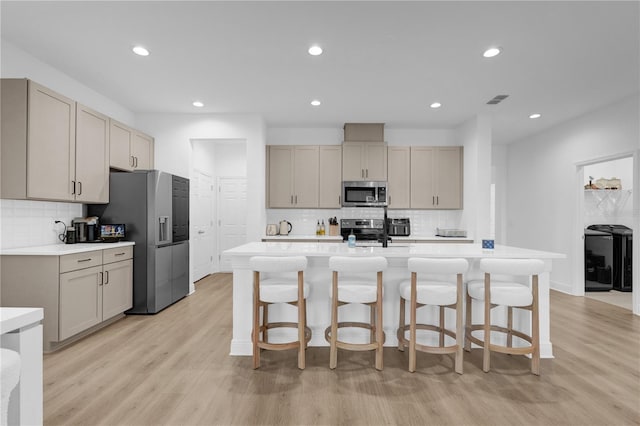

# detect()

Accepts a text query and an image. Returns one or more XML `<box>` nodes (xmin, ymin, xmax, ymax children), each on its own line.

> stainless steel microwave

<box><xmin>342</xmin><ymin>181</ymin><xmax>388</xmax><ymax>207</ymax></box>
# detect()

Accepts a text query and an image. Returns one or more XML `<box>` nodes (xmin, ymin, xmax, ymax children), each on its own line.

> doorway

<box><xmin>191</xmin><ymin>139</ymin><xmax>247</xmax><ymax>277</ymax></box>
<box><xmin>575</xmin><ymin>153</ymin><xmax>637</xmax><ymax>314</ymax></box>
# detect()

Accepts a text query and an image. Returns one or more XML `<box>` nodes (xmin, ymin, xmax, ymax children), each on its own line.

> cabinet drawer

<box><xmin>60</xmin><ymin>251</ymin><xmax>102</xmax><ymax>273</ymax></box>
<box><xmin>103</xmin><ymin>246</ymin><xmax>133</xmax><ymax>264</ymax></box>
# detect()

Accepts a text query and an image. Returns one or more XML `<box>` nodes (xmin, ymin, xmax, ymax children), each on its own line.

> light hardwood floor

<box><xmin>43</xmin><ymin>273</ymin><xmax>640</xmax><ymax>425</ymax></box>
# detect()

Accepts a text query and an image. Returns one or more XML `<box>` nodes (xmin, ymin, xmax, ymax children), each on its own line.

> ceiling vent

<box><xmin>486</xmin><ymin>94</ymin><xmax>509</xmax><ymax>105</ymax></box>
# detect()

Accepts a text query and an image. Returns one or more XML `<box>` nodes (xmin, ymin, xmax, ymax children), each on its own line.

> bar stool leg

<box><xmin>370</xmin><ymin>305</ymin><xmax>376</xmax><ymax>344</ymax></box>
<box><xmin>408</xmin><ymin>272</ymin><xmax>417</xmax><ymax>373</ymax></box>
<box><xmin>297</xmin><ymin>271</ymin><xmax>305</xmax><ymax>369</ymax></box>
<box><xmin>455</xmin><ymin>273</ymin><xmax>464</xmax><ymax>374</ymax></box>
<box><xmin>375</xmin><ymin>271</ymin><xmax>384</xmax><ymax>371</ymax></box>
<box><xmin>398</xmin><ymin>297</ymin><xmax>406</xmax><ymax>351</ymax></box>
<box><xmin>532</xmin><ymin>275</ymin><xmax>540</xmax><ymax>375</ymax></box>
<box><xmin>252</xmin><ymin>271</ymin><xmax>261</xmax><ymax>369</ymax></box>
<box><xmin>482</xmin><ymin>273</ymin><xmax>491</xmax><ymax>373</ymax></box>
<box><xmin>439</xmin><ymin>306</ymin><xmax>445</xmax><ymax>347</ymax></box>
<box><xmin>464</xmin><ymin>291</ymin><xmax>472</xmax><ymax>352</ymax></box>
<box><xmin>330</xmin><ymin>271</ymin><xmax>339</xmax><ymax>370</ymax></box>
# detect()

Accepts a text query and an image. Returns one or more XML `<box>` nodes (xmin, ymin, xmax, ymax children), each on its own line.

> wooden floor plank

<box><xmin>43</xmin><ymin>273</ymin><xmax>640</xmax><ymax>425</ymax></box>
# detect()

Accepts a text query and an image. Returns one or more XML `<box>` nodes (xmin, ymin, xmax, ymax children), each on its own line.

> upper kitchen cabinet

<box><xmin>342</xmin><ymin>142</ymin><xmax>387</xmax><ymax>181</ymax></box>
<box><xmin>1</xmin><ymin>79</ymin><xmax>109</xmax><ymax>203</ymax></box>
<box><xmin>267</xmin><ymin>145</ymin><xmax>319</xmax><ymax>208</ymax></box>
<box><xmin>387</xmin><ymin>146</ymin><xmax>410</xmax><ymax>209</ymax></box>
<box><xmin>319</xmin><ymin>145</ymin><xmax>342</xmax><ymax>208</ymax></box>
<box><xmin>109</xmin><ymin>120</ymin><xmax>154</xmax><ymax>171</ymax></box>
<box><xmin>75</xmin><ymin>104</ymin><xmax>109</xmax><ymax>203</ymax></box>
<box><xmin>410</xmin><ymin>146</ymin><xmax>463</xmax><ymax>209</ymax></box>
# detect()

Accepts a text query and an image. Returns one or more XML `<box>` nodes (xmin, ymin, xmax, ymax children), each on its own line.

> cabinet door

<box><xmin>292</xmin><ymin>146</ymin><xmax>319</xmax><ymax>208</ymax></box>
<box><xmin>102</xmin><ymin>259</ymin><xmax>133</xmax><ymax>320</ymax></box>
<box><xmin>109</xmin><ymin>120</ymin><xmax>133</xmax><ymax>171</ymax></box>
<box><xmin>75</xmin><ymin>104</ymin><xmax>109</xmax><ymax>203</ymax></box>
<box><xmin>267</xmin><ymin>146</ymin><xmax>294</xmax><ymax>207</ymax></box>
<box><xmin>387</xmin><ymin>146</ymin><xmax>410</xmax><ymax>209</ymax></box>
<box><xmin>59</xmin><ymin>265</ymin><xmax>103</xmax><ymax>340</ymax></box>
<box><xmin>410</xmin><ymin>147</ymin><xmax>436</xmax><ymax>208</ymax></box>
<box><xmin>435</xmin><ymin>147</ymin><xmax>463</xmax><ymax>209</ymax></box>
<box><xmin>342</xmin><ymin>143</ymin><xmax>364</xmax><ymax>180</ymax></box>
<box><xmin>132</xmin><ymin>131</ymin><xmax>154</xmax><ymax>170</ymax></box>
<box><xmin>319</xmin><ymin>146</ymin><xmax>342</xmax><ymax>208</ymax></box>
<box><xmin>27</xmin><ymin>81</ymin><xmax>76</xmax><ymax>201</ymax></box>
<box><xmin>364</xmin><ymin>143</ymin><xmax>387</xmax><ymax>180</ymax></box>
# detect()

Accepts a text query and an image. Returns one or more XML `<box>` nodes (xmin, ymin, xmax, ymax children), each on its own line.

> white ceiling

<box><xmin>1</xmin><ymin>1</ymin><xmax>638</xmax><ymax>144</ymax></box>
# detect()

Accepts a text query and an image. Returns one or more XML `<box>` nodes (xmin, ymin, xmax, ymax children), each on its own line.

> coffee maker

<box><xmin>73</xmin><ymin>217</ymin><xmax>99</xmax><ymax>242</ymax></box>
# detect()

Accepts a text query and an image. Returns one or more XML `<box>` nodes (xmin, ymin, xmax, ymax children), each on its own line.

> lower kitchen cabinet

<box><xmin>0</xmin><ymin>245</ymin><xmax>133</xmax><ymax>351</ymax></box>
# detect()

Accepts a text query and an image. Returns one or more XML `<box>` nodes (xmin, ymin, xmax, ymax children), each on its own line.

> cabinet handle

<box><xmin>436</xmin><ymin>196</ymin><xmax>439</xmax><ymax>205</ymax></box>
<box><xmin>130</xmin><ymin>156</ymin><xmax>134</xmax><ymax>167</ymax></box>
<box><xmin>78</xmin><ymin>258</ymin><xmax>92</xmax><ymax>263</ymax></box>
<box><xmin>361</xmin><ymin>169</ymin><xmax>364</xmax><ymax>178</ymax></box>
<box><xmin>366</xmin><ymin>169</ymin><xmax>369</xmax><ymax>178</ymax></box>
<box><xmin>77</xmin><ymin>181</ymin><xmax>82</xmax><ymax>196</ymax></box>
<box><xmin>134</xmin><ymin>157</ymin><xmax>138</xmax><ymax>168</ymax></box>
<box><xmin>432</xmin><ymin>196</ymin><xmax>435</xmax><ymax>205</ymax></box>
<box><xmin>295</xmin><ymin>195</ymin><xmax>298</xmax><ymax>204</ymax></box>
<box><xmin>115</xmin><ymin>252</ymin><xmax>126</xmax><ymax>256</ymax></box>
<box><xmin>99</xmin><ymin>272</ymin><xmax>104</xmax><ymax>286</ymax></box>
<box><xmin>105</xmin><ymin>271</ymin><xmax>109</xmax><ymax>285</ymax></box>
<box><xmin>389</xmin><ymin>195</ymin><xmax>391</xmax><ymax>205</ymax></box>
<box><xmin>71</xmin><ymin>181</ymin><xmax>76</xmax><ymax>195</ymax></box>
<box><xmin>290</xmin><ymin>195</ymin><xmax>293</xmax><ymax>204</ymax></box>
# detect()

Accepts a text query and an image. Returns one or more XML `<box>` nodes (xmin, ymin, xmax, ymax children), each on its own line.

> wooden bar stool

<box><xmin>324</xmin><ymin>256</ymin><xmax>387</xmax><ymax>370</ymax></box>
<box><xmin>397</xmin><ymin>258</ymin><xmax>468</xmax><ymax>373</ymax></box>
<box><xmin>250</xmin><ymin>256</ymin><xmax>311</xmax><ymax>370</ymax></box>
<box><xmin>465</xmin><ymin>258</ymin><xmax>545</xmax><ymax>375</ymax></box>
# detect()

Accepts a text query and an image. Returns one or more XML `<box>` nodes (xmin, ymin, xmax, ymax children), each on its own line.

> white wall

<box><xmin>1</xmin><ymin>40</ymin><xmax>135</xmax><ymax>125</ymax></box>
<box><xmin>505</xmin><ymin>94</ymin><xmax>639</xmax><ymax>301</ymax></box>
<box><xmin>135</xmin><ymin>113</ymin><xmax>265</xmax><ymax>242</ymax></box>
<box><xmin>457</xmin><ymin>115</ymin><xmax>492</xmax><ymax>242</ymax></box>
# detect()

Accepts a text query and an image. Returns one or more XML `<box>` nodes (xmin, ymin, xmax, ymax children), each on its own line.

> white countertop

<box><xmin>0</xmin><ymin>307</ymin><xmax>44</xmax><ymax>334</ymax></box>
<box><xmin>0</xmin><ymin>241</ymin><xmax>135</xmax><ymax>256</ymax></box>
<box><xmin>224</xmin><ymin>241</ymin><xmax>565</xmax><ymax>259</ymax></box>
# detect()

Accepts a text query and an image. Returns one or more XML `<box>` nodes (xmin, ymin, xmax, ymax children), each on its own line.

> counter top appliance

<box><xmin>342</xmin><ymin>181</ymin><xmax>387</xmax><ymax>207</ymax></box>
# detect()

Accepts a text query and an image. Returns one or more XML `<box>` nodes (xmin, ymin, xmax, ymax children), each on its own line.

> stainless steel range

<box><xmin>340</xmin><ymin>218</ymin><xmax>410</xmax><ymax>242</ymax></box>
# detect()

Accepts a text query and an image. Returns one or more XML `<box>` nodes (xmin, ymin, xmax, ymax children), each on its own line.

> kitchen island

<box><xmin>223</xmin><ymin>242</ymin><xmax>565</xmax><ymax>358</ymax></box>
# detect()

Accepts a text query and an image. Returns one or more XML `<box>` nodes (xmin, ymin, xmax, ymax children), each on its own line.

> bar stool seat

<box><xmin>397</xmin><ymin>258</ymin><xmax>468</xmax><ymax>373</ymax></box>
<box><xmin>250</xmin><ymin>256</ymin><xmax>311</xmax><ymax>370</ymax></box>
<box><xmin>325</xmin><ymin>256</ymin><xmax>387</xmax><ymax>370</ymax></box>
<box><xmin>465</xmin><ymin>258</ymin><xmax>544</xmax><ymax>375</ymax></box>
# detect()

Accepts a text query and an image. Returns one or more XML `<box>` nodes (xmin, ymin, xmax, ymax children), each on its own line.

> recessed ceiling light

<box><xmin>430</xmin><ymin>102</ymin><xmax>442</xmax><ymax>109</ymax></box>
<box><xmin>529</xmin><ymin>113</ymin><xmax>541</xmax><ymax>119</ymax></box>
<box><xmin>308</xmin><ymin>45</ymin><xmax>323</xmax><ymax>56</ymax></box>
<box><xmin>483</xmin><ymin>47</ymin><xmax>501</xmax><ymax>58</ymax></box>
<box><xmin>132</xmin><ymin>45</ymin><xmax>150</xmax><ymax>56</ymax></box>
<box><xmin>193</xmin><ymin>101</ymin><xmax>204</xmax><ymax>108</ymax></box>
<box><xmin>310</xmin><ymin>100</ymin><xmax>321</xmax><ymax>106</ymax></box>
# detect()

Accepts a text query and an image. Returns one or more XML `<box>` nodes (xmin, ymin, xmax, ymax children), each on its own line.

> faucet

<box><xmin>378</xmin><ymin>205</ymin><xmax>389</xmax><ymax>248</ymax></box>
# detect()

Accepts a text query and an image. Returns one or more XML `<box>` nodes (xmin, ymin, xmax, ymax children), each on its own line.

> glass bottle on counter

<box><xmin>320</xmin><ymin>220</ymin><xmax>326</xmax><ymax>235</ymax></box>
<box><xmin>316</xmin><ymin>220</ymin><xmax>320</xmax><ymax>236</ymax></box>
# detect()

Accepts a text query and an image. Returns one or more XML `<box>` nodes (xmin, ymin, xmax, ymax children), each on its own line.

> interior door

<box><xmin>218</xmin><ymin>177</ymin><xmax>247</xmax><ymax>272</ymax></box>
<box><xmin>191</xmin><ymin>170</ymin><xmax>214</xmax><ymax>281</ymax></box>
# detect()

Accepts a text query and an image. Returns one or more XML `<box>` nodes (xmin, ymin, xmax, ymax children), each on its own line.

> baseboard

<box><xmin>551</xmin><ymin>279</ymin><xmax>575</xmax><ymax>295</ymax></box>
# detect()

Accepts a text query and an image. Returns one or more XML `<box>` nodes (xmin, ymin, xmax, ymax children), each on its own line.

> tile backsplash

<box><xmin>266</xmin><ymin>208</ymin><xmax>466</xmax><ymax>237</ymax></box>
<box><xmin>0</xmin><ymin>199</ymin><xmax>82</xmax><ymax>249</ymax></box>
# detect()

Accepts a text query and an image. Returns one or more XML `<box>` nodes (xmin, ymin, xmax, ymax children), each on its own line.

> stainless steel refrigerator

<box><xmin>88</xmin><ymin>170</ymin><xmax>190</xmax><ymax>313</ymax></box>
